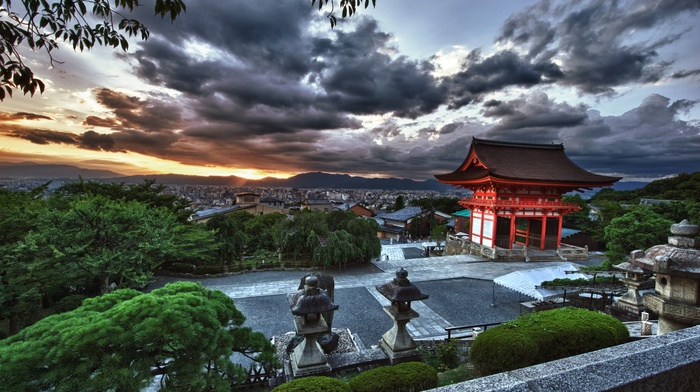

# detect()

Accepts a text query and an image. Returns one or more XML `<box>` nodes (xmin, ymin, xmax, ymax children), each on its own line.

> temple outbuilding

<box><xmin>436</xmin><ymin>138</ymin><xmax>620</xmax><ymax>256</ymax></box>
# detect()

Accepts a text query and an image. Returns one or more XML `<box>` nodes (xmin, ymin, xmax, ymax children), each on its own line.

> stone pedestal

<box><xmin>290</xmin><ymin>317</ymin><xmax>332</xmax><ymax>376</ymax></box>
<box><xmin>378</xmin><ymin>305</ymin><xmax>421</xmax><ymax>364</ymax></box>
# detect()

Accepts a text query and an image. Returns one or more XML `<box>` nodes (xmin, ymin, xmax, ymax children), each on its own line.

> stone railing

<box><xmin>493</xmin><ymin>246</ymin><xmax>527</xmax><ymax>261</ymax></box>
<box><xmin>431</xmin><ymin>325</ymin><xmax>700</xmax><ymax>392</ymax></box>
<box><xmin>557</xmin><ymin>244</ymin><xmax>588</xmax><ymax>260</ymax></box>
<box><xmin>445</xmin><ymin>235</ymin><xmax>526</xmax><ymax>261</ymax></box>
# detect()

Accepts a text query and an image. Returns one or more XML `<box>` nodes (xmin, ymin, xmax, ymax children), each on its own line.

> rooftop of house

<box><xmin>303</xmin><ymin>198</ymin><xmax>332</xmax><ymax>205</ymax></box>
<box><xmin>381</xmin><ymin>206</ymin><xmax>423</xmax><ymax>222</ymax></box>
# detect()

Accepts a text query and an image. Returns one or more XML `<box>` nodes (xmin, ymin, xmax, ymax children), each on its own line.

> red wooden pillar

<box><xmin>556</xmin><ymin>214</ymin><xmax>563</xmax><ymax>248</ymax></box>
<box><xmin>509</xmin><ymin>214</ymin><xmax>516</xmax><ymax>249</ymax></box>
<box><xmin>540</xmin><ymin>214</ymin><xmax>547</xmax><ymax>250</ymax></box>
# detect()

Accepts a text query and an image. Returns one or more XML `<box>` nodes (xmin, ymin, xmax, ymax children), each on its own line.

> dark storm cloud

<box><xmin>442</xmin><ymin>50</ymin><xmax>562</xmax><ymax>109</ymax></box>
<box><xmin>5</xmin><ymin>128</ymin><xmax>77</xmax><ymax>145</ymax></box>
<box><xmin>3</xmin><ymin>128</ymin><xmax>124</xmax><ymax>153</ymax></box>
<box><xmin>89</xmin><ymin>88</ymin><xmax>183</xmax><ymax>133</ymax></box>
<box><xmin>8</xmin><ymin>0</ymin><xmax>689</xmax><ymax>181</ymax></box>
<box><xmin>671</xmin><ymin>69</ymin><xmax>700</xmax><ymax>79</ymax></box>
<box><xmin>130</xmin><ymin>1</ymin><xmax>446</xmax><ymax>130</ymax></box>
<box><xmin>78</xmin><ymin>131</ymin><xmax>124</xmax><ymax>152</ymax></box>
<box><xmin>497</xmin><ymin>0</ymin><xmax>700</xmax><ymax>94</ymax></box>
<box><xmin>313</xmin><ymin>19</ymin><xmax>446</xmax><ymax>118</ymax></box>
<box><xmin>477</xmin><ymin>93</ymin><xmax>700</xmax><ymax>180</ymax></box>
<box><xmin>0</xmin><ymin>112</ymin><xmax>52</xmax><ymax>121</ymax></box>
<box><xmin>482</xmin><ymin>92</ymin><xmax>588</xmax><ymax>131</ymax></box>
<box><xmin>288</xmin><ymin>120</ymin><xmax>487</xmax><ymax>180</ymax></box>
<box><xmin>83</xmin><ymin>116</ymin><xmax>119</xmax><ymax>128</ymax></box>
<box><xmin>131</xmin><ymin>0</ymin><xmax>314</xmax><ymax>97</ymax></box>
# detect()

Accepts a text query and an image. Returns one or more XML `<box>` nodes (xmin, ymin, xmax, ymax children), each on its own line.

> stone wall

<box><xmin>432</xmin><ymin>325</ymin><xmax>700</xmax><ymax>392</ymax></box>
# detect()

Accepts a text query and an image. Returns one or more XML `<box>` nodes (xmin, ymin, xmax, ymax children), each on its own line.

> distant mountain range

<box><xmin>0</xmin><ymin>162</ymin><xmax>123</xmax><ymax>179</ymax></box>
<box><xmin>0</xmin><ymin>162</ymin><xmax>454</xmax><ymax>191</ymax></box>
<box><xmin>0</xmin><ymin>162</ymin><xmax>650</xmax><ymax>192</ymax></box>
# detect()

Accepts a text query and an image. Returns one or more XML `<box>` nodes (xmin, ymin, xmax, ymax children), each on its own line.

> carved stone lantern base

<box><xmin>290</xmin><ymin>316</ymin><xmax>332</xmax><ymax>377</ymax></box>
<box><xmin>378</xmin><ymin>305</ymin><xmax>422</xmax><ymax>364</ymax></box>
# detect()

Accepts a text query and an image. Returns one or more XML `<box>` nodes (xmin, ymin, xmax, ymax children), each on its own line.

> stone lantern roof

<box><xmin>376</xmin><ymin>268</ymin><xmax>429</xmax><ymax>303</ymax></box>
<box><xmin>289</xmin><ymin>275</ymin><xmax>339</xmax><ymax>316</ymax></box>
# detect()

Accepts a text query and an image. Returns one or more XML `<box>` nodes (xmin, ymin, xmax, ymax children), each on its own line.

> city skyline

<box><xmin>1</xmin><ymin>0</ymin><xmax>699</xmax><ymax>182</ymax></box>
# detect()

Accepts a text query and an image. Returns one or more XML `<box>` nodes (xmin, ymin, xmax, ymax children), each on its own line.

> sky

<box><xmin>1</xmin><ymin>0</ymin><xmax>699</xmax><ymax>182</ymax></box>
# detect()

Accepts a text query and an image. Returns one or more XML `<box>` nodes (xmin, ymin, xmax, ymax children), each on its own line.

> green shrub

<box><xmin>348</xmin><ymin>362</ymin><xmax>438</xmax><ymax>392</ymax></box>
<box><xmin>438</xmin><ymin>364</ymin><xmax>478</xmax><ymax>387</ymax></box>
<box><xmin>421</xmin><ymin>339</ymin><xmax>462</xmax><ymax>371</ymax></box>
<box><xmin>53</xmin><ymin>294</ymin><xmax>88</xmax><ymax>313</ymax></box>
<box><xmin>272</xmin><ymin>376</ymin><xmax>350</xmax><ymax>391</ymax></box>
<box><xmin>469</xmin><ymin>307</ymin><xmax>629</xmax><ymax>376</ymax></box>
<box><xmin>541</xmin><ymin>276</ymin><xmax>619</xmax><ymax>287</ymax></box>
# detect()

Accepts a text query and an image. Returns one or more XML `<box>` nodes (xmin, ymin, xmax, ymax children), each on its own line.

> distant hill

<box><xmin>0</xmin><ymin>162</ymin><xmax>123</xmax><ymax>179</ymax></box>
<box><xmin>254</xmin><ymin>172</ymin><xmax>452</xmax><ymax>191</ymax></box>
<box><xmin>612</xmin><ymin>181</ymin><xmax>649</xmax><ymax>191</ymax></box>
<box><xmin>114</xmin><ymin>171</ymin><xmax>453</xmax><ymax>191</ymax></box>
<box><xmin>590</xmin><ymin>172</ymin><xmax>700</xmax><ymax>203</ymax></box>
<box><xmin>0</xmin><ymin>163</ymin><xmax>453</xmax><ymax>191</ymax></box>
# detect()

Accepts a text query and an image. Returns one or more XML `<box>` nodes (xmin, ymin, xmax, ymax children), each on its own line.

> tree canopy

<box><xmin>603</xmin><ymin>208</ymin><xmax>674</xmax><ymax>265</ymax></box>
<box><xmin>1</xmin><ymin>183</ymin><xmax>216</xmax><ymax>336</ymax></box>
<box><xmin>590</xmin><ymin>172</ymin><xmax>700</xmax><ymax>204</ymax></box>
<box><xmin>15</xmin><ymin>194</ymin><xmax>214</xmax><ymax>294</ymax></box>
<box><xmin>273</xmin><ymin>209</ymin><xmax>380</xmax><ymax>267</ymax></box>
<box><xmin>410</xmin><ymin>196</ymin><xmax>461</xmax><ymax>214</ymax></box>
<box><xmin>0</xmin><ymin>281</ymin><xmax>276</xmax><ymax>391</ymax></box>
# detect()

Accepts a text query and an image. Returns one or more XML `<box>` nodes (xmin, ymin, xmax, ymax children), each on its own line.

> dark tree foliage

<box><xmin>562</xmin><ymin>194</ymin><xmax>592</xmax><ymax>231</ymax></box>
<box><xmin>393</xmin><ymin>195</ymin><xmax>406</xmax><ymax>211</ymax></box>
<box><xmin>272</xmin><ymin>209</ymin><xmax>380</xmax><ymax>267</ymax></box>
<box><xmin>650</xmin><ymin>200</ymin><xmax>700</xmax><ymax>225</ymax></box>
<box><xmin>1</xmin><ymin>188</ymin><xmax>215</xmax><ymax>336</ymax></box>
<box><xmin>0</xmin><ymin>184</ymin><xmax>47</xmax><ymax>246</ymax></box>
<box><xmin>410</xmin><ymin>197</ymin><xmax>461</xmax><ymax>214</ymax></box>
<box><xmin>590</xmin><ymin>172</ymin><xmax>700</xmax><ymax>204</ymax></box>
<box><xmin>206</xmin><ymin>213</ymin><xmax>249</xmax><ymax>267</ymax></box>
<box><xmin>603</xmin><ymin>207</ymin><xmax>674</xmax><ymax>265</ymax></box>
<box><xmin>312</xmin><ymin>0</ymin><xmax>376</xmax><ymax>28</ymax></box>
<box><xmin>53</xmin><ymin>178</ymin><xmax>191</xmax><ymax>221</ymax></box>
<box><xmin>0</xmin><ymin>282</ymin><xmax>277</xmax><ymax>391</ymax></box>
<box><xmin>245</xmin><ymin>212</ymin><xmax>287</xmax><ymax>254</ymax></box>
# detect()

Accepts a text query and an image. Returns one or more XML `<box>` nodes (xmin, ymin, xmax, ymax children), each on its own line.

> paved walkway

<box><xmin>203</xmin><ymin>244</ymin><xmax>582</xmax><ymax>341</ymax></box>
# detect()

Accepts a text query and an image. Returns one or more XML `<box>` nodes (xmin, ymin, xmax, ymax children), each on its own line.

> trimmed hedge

<box><xmin>348</xmin><ymin>362</ymin><xmax>438</xmax><ymax>392</ymax></box>
<box><xmin>469</xmin><ymin>307</ymin><xmax>629</xmax><ymax>376</ymax></box>
<box><xmin>271</xmin><ymin>376</ymin><xmax>350</xmax><ymax>392</ymax></box>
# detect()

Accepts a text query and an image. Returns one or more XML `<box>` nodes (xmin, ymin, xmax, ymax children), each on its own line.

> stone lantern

<box><xmin>611</xmin><ymin>254</ymin><xmax>654</xmax><ymax>320</ymax></box>
<box><xmin>630</xmin><ymin>220</ymin><xmax>700</xmax><ymax>335</ymax></box>
<box><xmin>376</xmin><ymin>268</ymin><xmax>429</xmax><ymax>364</ymax></box>
<box><xmin>288</xmin><ymin>275</ymin><xmax>339</xmax><ymax>376</ymax></box>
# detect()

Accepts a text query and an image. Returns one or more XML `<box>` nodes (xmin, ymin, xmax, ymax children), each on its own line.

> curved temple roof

<box><xmin>435</xmin><ymin>138</ymin><xmax>621</xmax><ymax>189</ymax></box>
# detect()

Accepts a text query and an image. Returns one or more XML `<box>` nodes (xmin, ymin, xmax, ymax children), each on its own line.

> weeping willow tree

<box><xmin>274</xmin><ymin>210</ymin><xmax>380</xmax><ymax>268</ymax></box>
